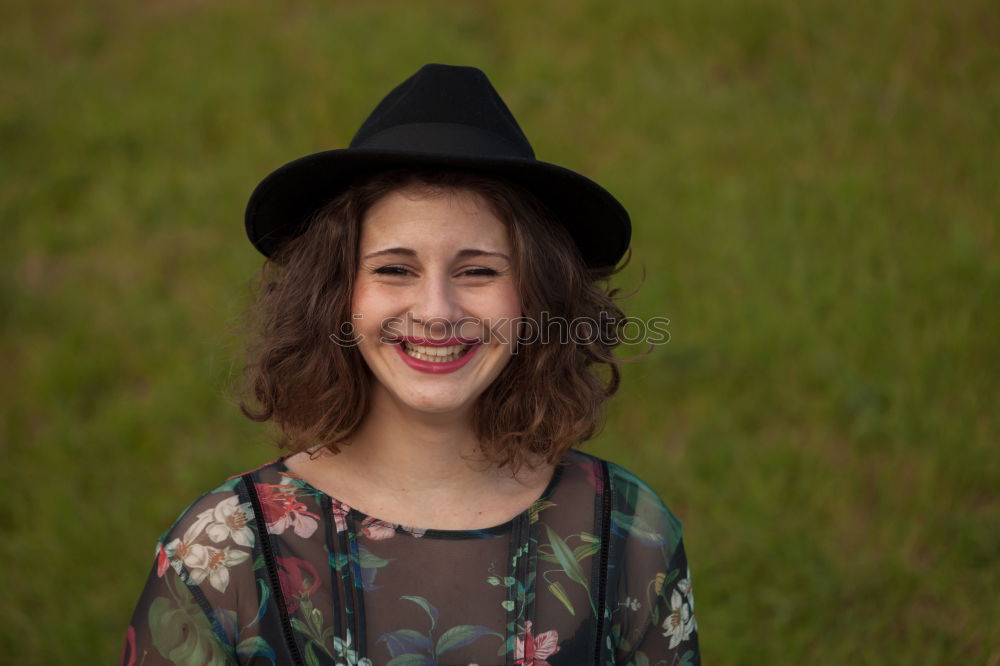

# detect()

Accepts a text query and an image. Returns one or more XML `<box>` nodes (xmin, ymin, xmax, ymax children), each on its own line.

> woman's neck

<box><xmin>284</xmin><ymin>387</ymin><xmax>554</xmax><ymax>529</ymax></box>
<box><xmin>336</xmin><ymin>396</ymin><xmax>490</xmax><ymax>494</ymax></box>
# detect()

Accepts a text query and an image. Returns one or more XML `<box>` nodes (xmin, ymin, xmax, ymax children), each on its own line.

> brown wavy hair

<box><xmin>230</xmin><ymin>168</ymin><xmax>631</xmax><ymax>474</ymax></box>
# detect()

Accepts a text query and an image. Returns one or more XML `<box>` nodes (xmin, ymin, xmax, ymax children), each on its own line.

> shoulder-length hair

<box><xmin>231</xmin><ymin>168</ymin><xmax>630</xmax><ymax>473</ymax></box>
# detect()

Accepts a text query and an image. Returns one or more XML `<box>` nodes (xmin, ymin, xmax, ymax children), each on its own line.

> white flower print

<box><xmin>182</xmin><ymin>543</ymin><xmax>251</xmax><ymax>593</ymax></box>
<box><xmin>182</xmin><ymin>507</ymin><xmax>215</xmax><ymax>543</ymax></box>
<box><xmin>160</xmin><ymin>495</ymin><xmax>255</xmax><ymax>591</ymax></box>
<box><xmin>661</xmin><ymin>570</ymin><xmax>697</xmax><ymax>649</ymax></box>
<box><xmin>162</xmin><ymin>535</ymin><xmax>197</xmax><ymax>580</ymax></box>
<box><xmin>331</xmin><ymin>628</ymin><xmax>372</xmax><ymax>666</ymax></box>
<box><xmin>204</xmin><ymin>496</ymin><xmax>255</xmax><ymax>547</ymax></box>
<box><xmin>621</xmin><ymin>596</ymin><xmax>641</xmax><ymax>611</ymax></box>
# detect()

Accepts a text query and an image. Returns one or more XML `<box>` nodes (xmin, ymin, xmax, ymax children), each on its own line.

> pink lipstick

<box><xmin>393</xmin><ymin>337</ymin><xmax>481</xmax><ymax>374</ymax></box>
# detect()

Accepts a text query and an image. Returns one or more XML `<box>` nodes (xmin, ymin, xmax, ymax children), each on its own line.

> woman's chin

<box><xmin>404</xmin><ymin>399</ymin><xmax>471</xmax><ymax>417</ymax></box>
<box><xmin>391</xmin><ymin>391</ymin><xmax>478</xmax><ymax>418</ymax></box>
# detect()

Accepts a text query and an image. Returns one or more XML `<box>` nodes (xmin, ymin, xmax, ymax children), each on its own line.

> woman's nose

<box><xmin>410</xmin><ymin>274</ymin><xmax>464</xmax><ymax>336</ymax></box>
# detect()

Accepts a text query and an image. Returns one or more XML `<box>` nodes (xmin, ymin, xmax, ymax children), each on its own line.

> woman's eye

<box><xmin>373</xmin><ymin>265</ymin><xmax>412</xmax><ymax>276</ymax></box>
<box><xmin>461</xmin><ymin>267</ymin><xmax>499</xmax><ymax>277</ymax></box>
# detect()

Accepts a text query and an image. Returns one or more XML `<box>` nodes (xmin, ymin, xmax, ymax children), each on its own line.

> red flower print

<box><xmin>579</xmin><ymin>459</ymin><xmax>604</xmax><ymax>493</ymax></box>
<box><xmin>276</xmin><ymin>556</ymin><xmax>321</xmax><ymax>614</ymax></box>
<box><xmin>360</xmin><ymin>516</ymin><xmax>397</xmax><ymax>541</ymax></box>
<box><xmin>514</xmin><ymin>620</ymin><xmax>560</xmax><ymax>666</ymax></box>
<box><xmin>155</xmin><ymin>543</ymin><xmax>170</xmax><ymax>578</ymax></box>
<box><xmin>255</xmin><ymin>482</ymin><xmax>320</xmax><ymax>538</ymax></box>
<box><xmin>120</xmin><ymin>625</ymin><xmax>136</xmax><ymax>666</ymax></box>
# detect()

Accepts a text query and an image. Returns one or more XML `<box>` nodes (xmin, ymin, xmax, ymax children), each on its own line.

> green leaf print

<box><xmin>242</xmin><ymin>578</ymin><xmax>270</xmax><ymax>631</ymax></box>
<box><xmin>148</xmin><ymin>596</ymin><xmax>231</xmax><ymax>665</ymax></box>
<box><xmin>539</xmin><ymin>530</ymin><xmax>600</xmax><ymax>566</ymax></box>
<box><xmin>378</xmin><ymin>629</ymin><xmax>432</xmax><ymax>657</ymax></box>
<box><xmin>381</xmin><ymin>599</ymin><xmax>500</xmax><ymax>664</ymax></box>
<box><xmin>303</xmin><ymin>642</ymin><xmax>321</xmax><ymax>666</ymax></box>
<box><xmin>289</xmin><ymin>618</ymin><xmax>311</xmax><ymax>637</ymax></box>
<box><xmin>236</xmin><ymin>636</ymin><xmax>275</xmax><ymax>664</ymax></box>
<box><xmin>358</xmin><ymin>548</ymin><xmax>391</xmax><ymax>569</ymax></box>
<box><xmin>528</xmin><ymin>499</ymin><xmax>556</xmax><ymax>523</ymax></box>
<box><xmin>435</xmin><ymin>625</ymin><xmax>502</xmax><ymax>656</ymax></box>
<box><xmin>548</xmin><ymin>581</ymin><xmax>575</xmax><ymax>616</ymax></box>
<box><xmin>537</xmin><ymin>549</ymin><xmax>560</xmax><ymax>565</ymax></box>
<box><xmin>386</xmin><ymin>655</ymin><xmax>434</xmax><ymax>666</ymax></box>
<box><xmin>497</xmin><ymin>633</ymin><xmax>516</xmax><ymax>657</ymax></box>
<box><xmin>401</xmin><ymin>595</ymin><xmax>439</xmax><ymax>630</ymax></box>
<box><xmin>611</xmin><ymin>510</ymin><xmax>665</xmax><ymax>546</ymax></box>
<box><xmin>573</xmin><ymin>541</ymin><xmax>601</xmax><ymax>561</ymax></box>
<box><xmin>330</xmin><ymin>552</ymin><xmax>351</xmax><ymax>570</ymax></box>
<box><xmin>544</xmin><ymin>524</ymin><xmax>597</xmax><ymax>617</ymax></box>
<box><xmin>544</xmin><ymin>524</ymin><xmax>589</xmax><ymax>591</ymax></box>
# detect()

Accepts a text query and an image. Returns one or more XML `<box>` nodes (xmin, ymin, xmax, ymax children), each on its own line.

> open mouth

<box><xmin>400</xmin><ymin>340</ymin><xmax>474</xmax><ymax>363</ymax></box>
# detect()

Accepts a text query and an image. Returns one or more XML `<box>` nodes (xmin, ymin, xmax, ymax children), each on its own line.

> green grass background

<box><xmin>2</xmin><ymin>0</ymin><xmax>997</xmax><ymax>663</ymax></box>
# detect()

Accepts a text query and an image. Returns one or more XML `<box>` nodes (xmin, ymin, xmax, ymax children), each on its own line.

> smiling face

<box><xmin>351</xmin><ymin>185</ymin><xmax>521</xmax><ymax>418</ymax></box>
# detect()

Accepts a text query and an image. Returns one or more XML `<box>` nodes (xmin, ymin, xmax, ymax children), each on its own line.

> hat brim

<box><xmin>244</xmin><ymin>148</ymin><xmax>631</xmax><ymax>270</ymax></box>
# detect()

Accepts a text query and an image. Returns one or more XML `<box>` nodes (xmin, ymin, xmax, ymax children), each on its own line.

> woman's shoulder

<box><xmin>161</xmin><ymin>454</ymin><xmax>334</xmax><ymax>537</ymax></box>
<box><xmin>563</xmin><ymin>449</ymin><xmax>685</xmax><ymax>546</ymax></box>
<box><xmin>152</xmin><ymin>457</ymin><xmax>298</xmax><ymax>559</ymax></box>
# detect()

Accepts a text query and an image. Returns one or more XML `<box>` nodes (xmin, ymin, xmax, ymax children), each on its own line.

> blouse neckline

<box><xmin>271</xmin><ymin>453</ymin><xmax>568</xmax><ymax>539</ymax></box>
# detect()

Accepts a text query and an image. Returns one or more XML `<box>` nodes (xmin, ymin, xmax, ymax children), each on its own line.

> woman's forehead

<box><xmin>360</xmin><ymin>186</ymin><xmax>511</xmax><ymax>250</ymax></box>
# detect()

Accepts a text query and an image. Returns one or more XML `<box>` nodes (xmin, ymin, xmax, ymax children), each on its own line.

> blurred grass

<box><xmin>1</xmin><ymin>0</ymin><xmax>997</xmax><ymax>663</ymax></box>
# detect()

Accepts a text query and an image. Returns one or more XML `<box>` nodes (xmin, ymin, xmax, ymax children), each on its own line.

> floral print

<box><xmin>331</xmin><ymin>498</ymin><xmax>350</xmax><ymax>533</ymax></box>
<box><xmin>200</xmin><ymin>496</ymin><xmax>255</xmax><ymax>547</ymax></box>
<box><xmin>180</xmin><ymin>543</ymin><xmax>250</xmax><ymax>594</ymax></box>
<box><xmin>276</xmin><ymin>556</ymin><xmax>321</xmax><ymax>614</ymax></box>
<box><xmin>256</xmin><ymin>481</ymin><xmax>319</xmax><ymax>538</ymax></box>
<box><xmin>515</xmin><ymin>620</ymin><xmax>560</xmax><ymax>665</ymax></box>
<box><xmin>662</xmin><ymin>570</ymin><xmax>697</xmax><ymax>649</ymax></box>
<box><xmin>160</xmin><ymin>495</ymin><xmax>253</xmax><ymax>594</ymax></box>
<box><xmin>359</xmin><ymin>515</ymin><xmax>398</xmax><ymax>541</ymax></box>
<box><xmin>124</xmin><ymin>450</ymin><xmax>699</xmax><ymax>664</ymax></box>
<box><xmin>331</xmin><ymin>628</ymin><xmax>372</xmax><ymax>666</ymax></box>
<box><xmin>376</xmin><ymin>596</ymin><xmax>501</xmax><ymax>663</ymax></box>
<box><xmin>621</xmin><ymin>597</ymin><xmax>641</xmax><ymax>612</ymax></box>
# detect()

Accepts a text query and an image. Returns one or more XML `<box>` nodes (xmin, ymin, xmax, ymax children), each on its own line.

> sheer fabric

<box><xmin>122</xmin><ymin>450</ymin><xmax>699</xmax><ymax>665</ymax></box>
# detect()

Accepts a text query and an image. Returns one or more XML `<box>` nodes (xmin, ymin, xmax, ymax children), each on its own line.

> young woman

<box><xmin>122</xmin><ymin>64</ymin><xmax>699</xmax><ymax>666</ymax></box>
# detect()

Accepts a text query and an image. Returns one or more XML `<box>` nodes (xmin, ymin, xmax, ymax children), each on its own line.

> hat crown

<box><xmin>349</xmin><ymin>64</ymin><xmax>535</xmax><ymax>159</ymax></box>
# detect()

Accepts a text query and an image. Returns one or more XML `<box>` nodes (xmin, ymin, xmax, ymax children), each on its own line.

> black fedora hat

<box><xmin>244</xmin><ymin>63</ymin><xmax>631</xmax><ymax>269</ymax></box>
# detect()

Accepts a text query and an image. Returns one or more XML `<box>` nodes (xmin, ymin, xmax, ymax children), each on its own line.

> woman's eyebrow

<box><xmin>362</xmin><ymin>248</ymin><xmax>509</xmax><ymax>261</ymax></box>
<box><xmin>455</xmin><ymin>249</ymin><xmax>510</xmax><ymax>261</ymax></box>
<box><xmin>362</xmin><ymin>247</ymin><xmax>416</xmax><ymax>260</ymax></box>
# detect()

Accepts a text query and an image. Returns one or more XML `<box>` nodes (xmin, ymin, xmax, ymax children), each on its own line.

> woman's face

<box><xmin>351</xmin><ymin>185</ymin><xmax>521</xmax><ymax>417</ymax></box>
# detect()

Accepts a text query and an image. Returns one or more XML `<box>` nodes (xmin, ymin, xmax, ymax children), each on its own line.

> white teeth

<box><xmin>405</xmin><ymin>343</ymin><xmax>467</xmax><ymax>356</ymax></box>
<box><xmin>402</xmin><ymin>342</ymin><xmax>471</xmax><ymax>362</ymax></box>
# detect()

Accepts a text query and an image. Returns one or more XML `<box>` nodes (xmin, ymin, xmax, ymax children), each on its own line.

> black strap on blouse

<box><xmin>241</xmin><ymin>473</ymin><xmax>306</xmax><ymax>666</ymax></box>
<box><xmin>593</xmin><ymin>460</ymin><xmax>613</xmax><ymax>665</ymax></box>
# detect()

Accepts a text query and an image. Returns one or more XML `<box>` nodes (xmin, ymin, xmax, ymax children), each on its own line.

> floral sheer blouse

<box><xmin>122</xmin><ymin>449</ymin><xmax>699</xmax><ymax>666</ymax></box>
